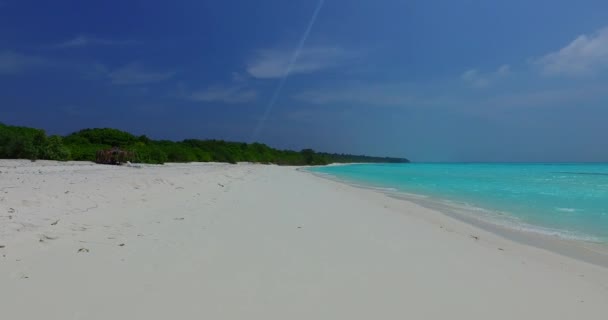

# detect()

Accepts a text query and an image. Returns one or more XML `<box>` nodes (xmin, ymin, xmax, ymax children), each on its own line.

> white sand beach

<box><xmin>1</xmin><ymin>160</ymin><xmax>607</xmax><ymax>319</ymax></box>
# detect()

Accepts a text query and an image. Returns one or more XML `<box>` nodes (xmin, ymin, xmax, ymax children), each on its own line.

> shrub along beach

<box><xmin>0</xmin><ymin>123</ymin><xmax>408</xmax><ymax>165</ymax></box>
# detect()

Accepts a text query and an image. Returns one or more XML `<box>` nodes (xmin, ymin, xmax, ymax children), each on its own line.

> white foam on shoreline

<box><xmin>399</xmin><ymin>193</ymin><xmax>605</xmax><ymax>244</ymax></box>
<box><xmin>307</xmin><ymin>167</ymin><xmax>606</xmax><ymax>244</ymax></box>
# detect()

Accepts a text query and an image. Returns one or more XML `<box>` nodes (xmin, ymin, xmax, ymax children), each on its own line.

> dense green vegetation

<box><xmin>0</xmin><ymin>123</ymin><xmax>409</xmax><ymax>165</ymax></box>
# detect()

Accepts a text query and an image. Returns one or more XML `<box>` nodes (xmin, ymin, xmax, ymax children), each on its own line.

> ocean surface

<box><xmin>309</xmin><ymin>163</ymin><xmax>608</xmax><ymax>243</ymax></box>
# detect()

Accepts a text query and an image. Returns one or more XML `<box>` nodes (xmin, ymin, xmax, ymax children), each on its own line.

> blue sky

<box><xmin>1</xmin><ymin>0</ymin><xmax>608</xmax><ymax>161</ymax></box>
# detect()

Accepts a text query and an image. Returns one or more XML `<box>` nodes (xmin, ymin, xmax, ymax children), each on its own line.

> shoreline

<box><xmin>304</xmin><ymin>168</ymin><xmax>608</xmax><ymax>268</ymax></box>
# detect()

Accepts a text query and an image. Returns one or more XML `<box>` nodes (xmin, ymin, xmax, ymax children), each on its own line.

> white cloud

<box><xmin>185</xmin><ymin>85</ymin><xmax>257</xmax><ymax>104</ymax></box>
<box><xmin>461</xmin><ymin>69</ymin><xmax>489</xmax><ymax>88</ymax></box>
<box><xmin>55</xmin><ymin>35</ymin><xmax>137</xmax><ymax>48</ymax></box>
<box><xmin>294</xmin><ymin>83</ymin><xmax>426</xmax><ymax>107</ymax></box>
<box><xmin>483</xmin><ymin>83</ymin><xmax>608</xmax><ymax>109</ymax></box>
<box><xmin>107</xmin><ymin>63</ymin><xmax>175</xmax><ymax>85</ymax></box>
<box><xmin>0</xmin><ymin>51</ymin><xmax>46</xmax><ymax>74</ymax></box>
<box><xmin>180</xmin><ymin>70</ymin><xmax>256</xmax><ymax>104</ymax></box>
<box><xmin>535</xmin><ymin>27</ymin><xmax>608</xmax><ymax>76</ymax></box>
<box><xmin>496</xmin><ymin>64</ymin><xmax>511</xmax><ymax>76</ymax></box>
<box><xmin>461</xmin><ymin>64</ymin><xmax>510</xmax><ymax>88</ymax></box>
<box><xmin>246</xmin><ymin>46</ymin><xmax>349</xmax><ymax>79</ymax></box>
<box><xmin>231</xmin><ymin>72</ymin><xmax>248</xmax><ymax>83</ymax></box>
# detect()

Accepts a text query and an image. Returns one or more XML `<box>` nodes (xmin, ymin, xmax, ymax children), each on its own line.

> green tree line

<box><xmin>0</xmin><ymin>123</ymin><xmax>409</xmax><ymax>165</ymax></box>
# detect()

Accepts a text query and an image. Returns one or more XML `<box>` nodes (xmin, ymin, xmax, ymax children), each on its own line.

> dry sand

<box><xmin>1</xmin><ymin>160</ymin><xmax>607</xmax><ymax>319</ymax></box>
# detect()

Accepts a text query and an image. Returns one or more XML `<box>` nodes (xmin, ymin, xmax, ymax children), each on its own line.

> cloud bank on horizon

<box><xmin>1</xmin><ymin>0</ymin><xmax>608</xmax><ymax>162</ymax></box>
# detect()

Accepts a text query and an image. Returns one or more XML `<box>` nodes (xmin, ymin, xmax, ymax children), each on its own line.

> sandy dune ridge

<box><xmin>1</xmin><ymin>160</ymin><xmax>607</xmax><ymax>319</ymax></box>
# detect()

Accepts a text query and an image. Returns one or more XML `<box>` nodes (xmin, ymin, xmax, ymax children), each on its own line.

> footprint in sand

<box><xmin>11</xmin><ymin>272</ymin><xmax>30</xmax><ymax>280</ymax></box>
<box><xmin>39</xmin><ymin>234</ymin><xmax>59</xmax><ymax>242</ymax></box>
<box><xmin>71</xmin><ymin>226</ymin><xmax>88</xmax><ymax>232</ymax></box>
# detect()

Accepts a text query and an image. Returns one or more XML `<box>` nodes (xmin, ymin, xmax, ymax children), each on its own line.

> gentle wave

<box><xmin>553</xmin><ymin>171</ymin><xmax>608</xmax><ymax>176</ymax></box>
<box><xmin>310</xmin><ymin>163</ymin><xmax>608</xmax><ymax>243</ymax></box>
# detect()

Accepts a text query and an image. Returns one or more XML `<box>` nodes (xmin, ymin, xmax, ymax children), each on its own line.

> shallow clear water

<box><xmin>310</xmin><ymin>163</ymin><xmax>608</xmax><ymax>243</ymax></box>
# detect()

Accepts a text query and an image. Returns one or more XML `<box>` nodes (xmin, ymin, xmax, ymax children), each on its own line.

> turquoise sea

<box><xmin>309</xmin><ymin>163</ymin><xmax>608</xmax><ymax>243</ymax></box>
